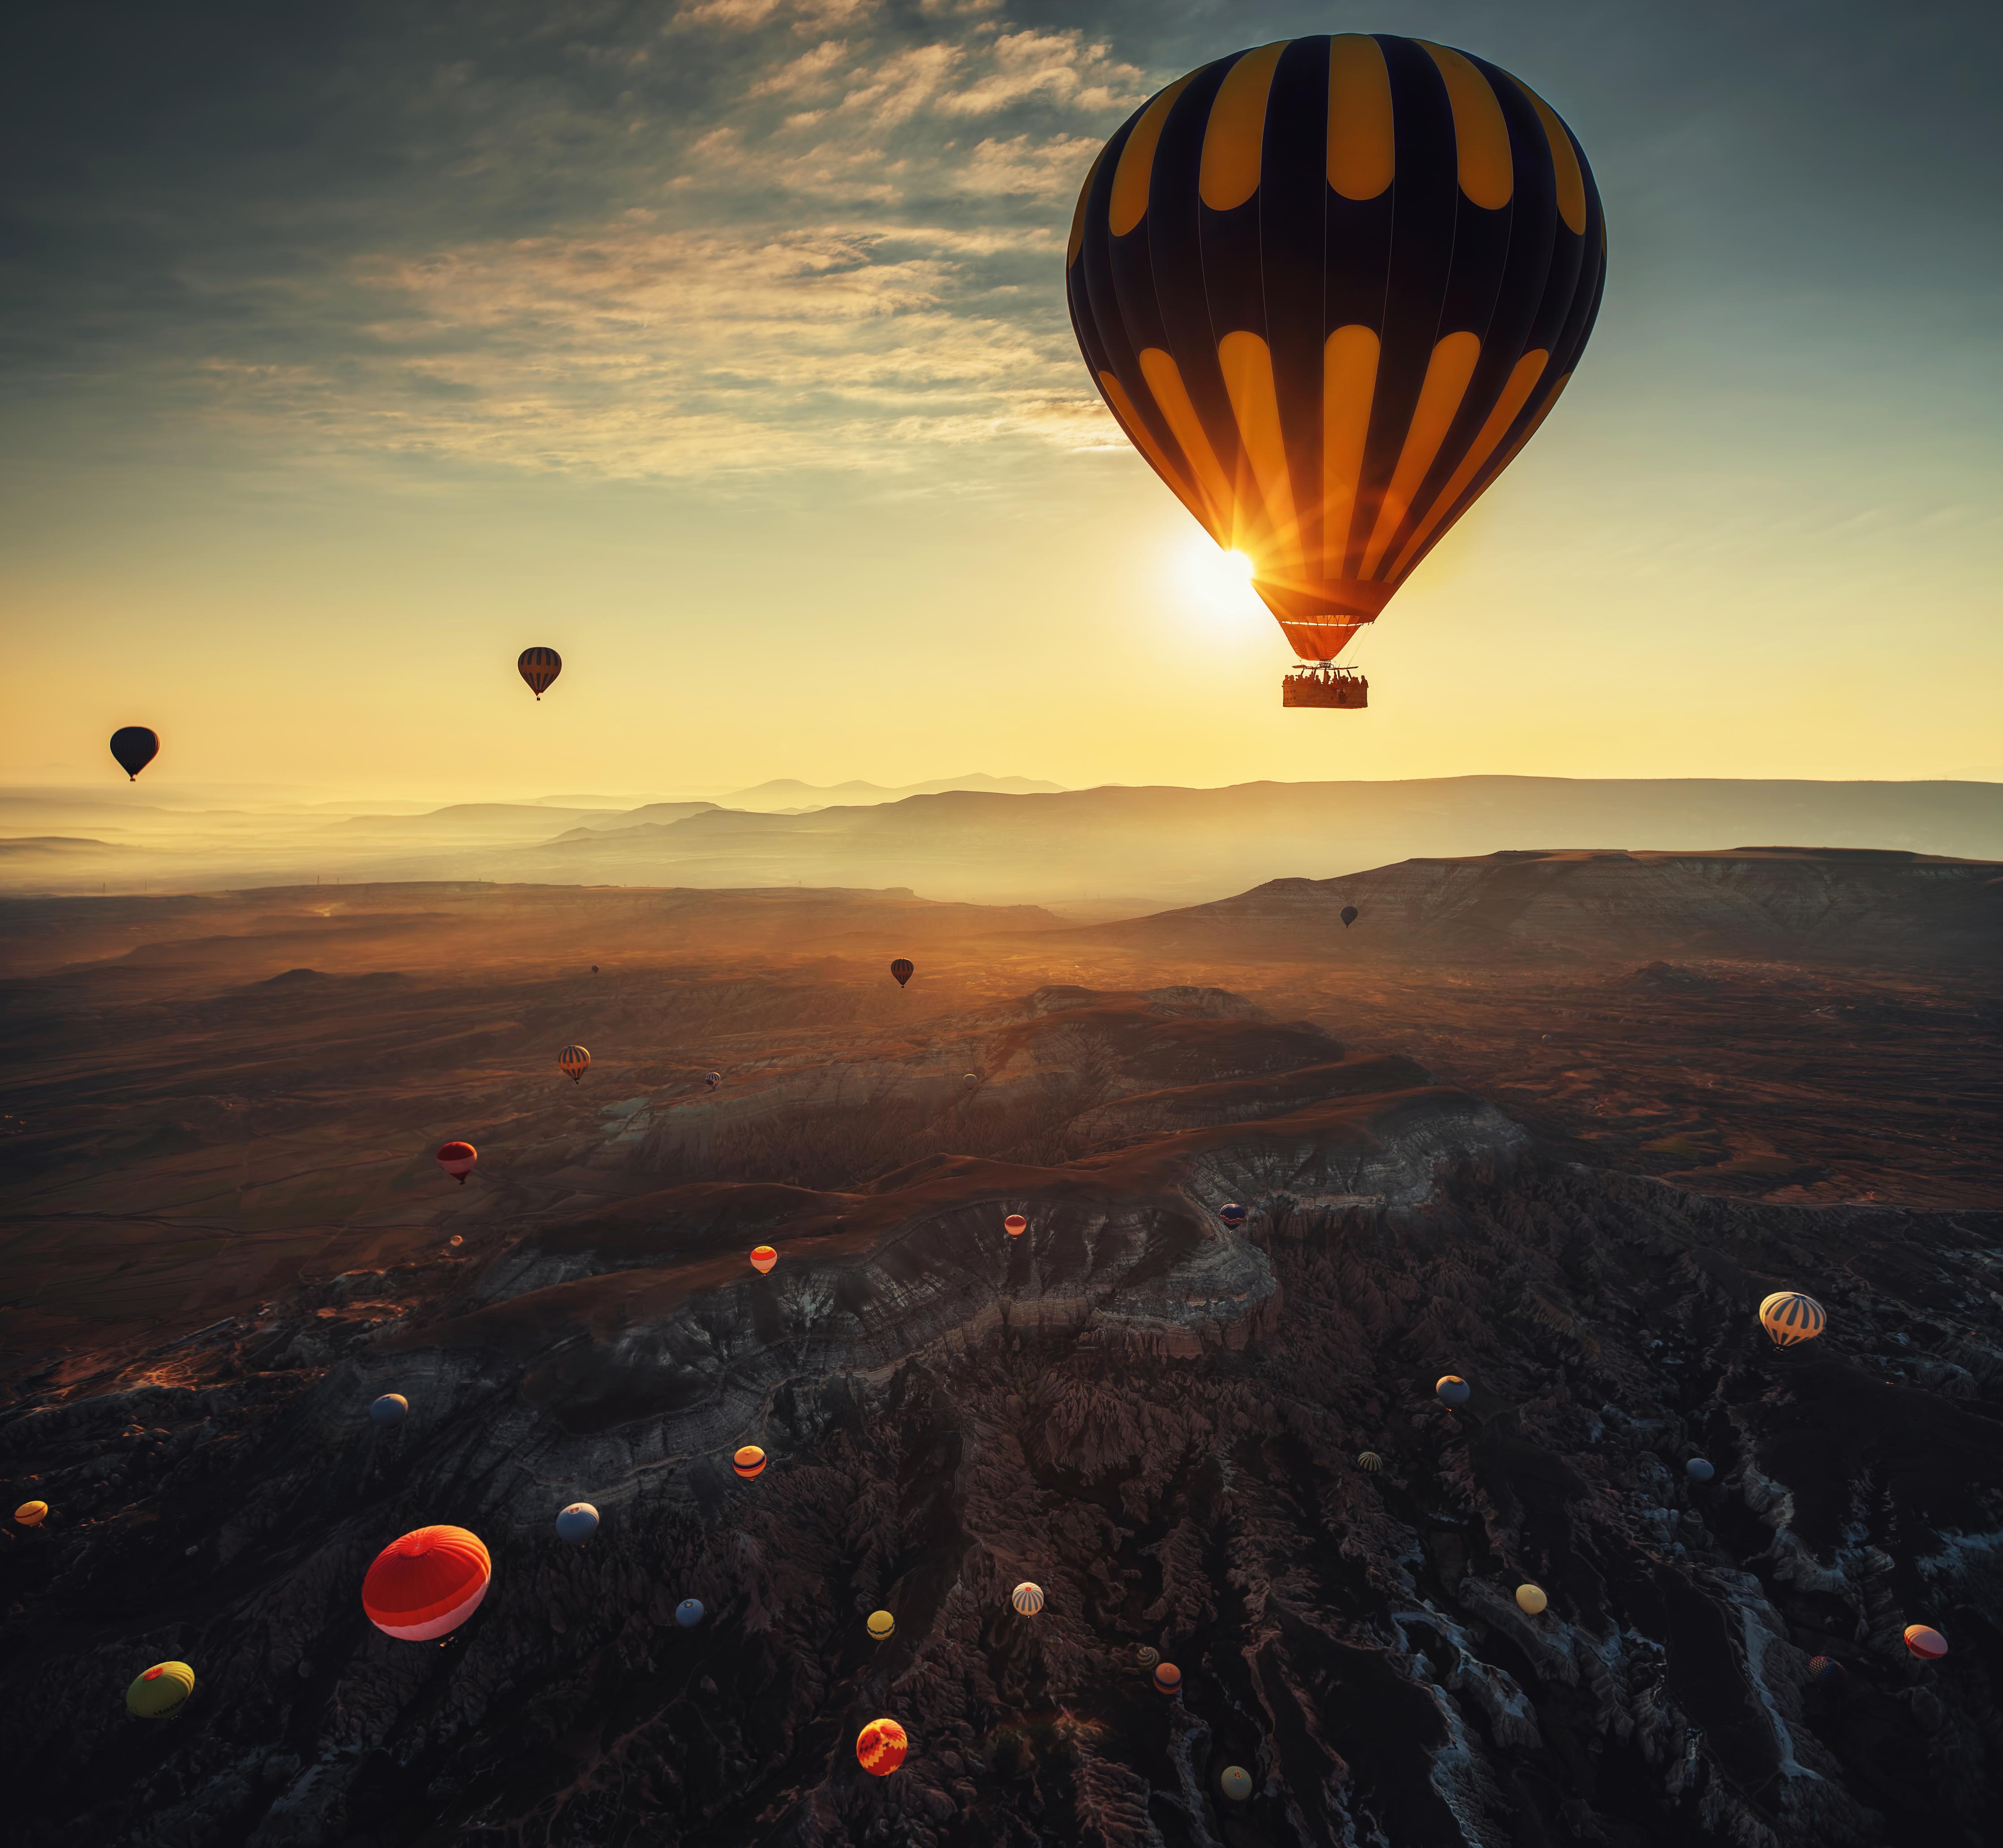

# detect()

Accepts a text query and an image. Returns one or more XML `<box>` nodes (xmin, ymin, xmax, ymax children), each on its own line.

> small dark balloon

<box><xmin>1219</xmin><ymin>1203</ymin><xmax>1247</xmax><ymax>1229</ymax></box>
<box><xmin>890</xmin><ymin>959</ymin><xmax>914</xmax><ymax>988</ymax></box>
<box><xmin>518</xmin><ymin>647</ymin><xmax>562</xmax><ymax>699</ymax></box>
<box><xmin>110</xmin><ymin>727</ymin><xmax>159</xmax><ymax>780</ymax></box>
<box><xmin>1341</xmin><ymin>905</ymin><xmax>1359</xmax><ymax>928</ymax></box>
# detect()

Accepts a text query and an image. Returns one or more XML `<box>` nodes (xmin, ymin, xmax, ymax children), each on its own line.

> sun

<box><xmin>1180</xmin><ymin>540</ymin><xmax>1260</xmax><ymax>615</ymax></box>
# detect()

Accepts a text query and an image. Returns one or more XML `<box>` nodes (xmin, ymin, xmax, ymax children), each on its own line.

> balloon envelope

<box><xmin>1067</xmin><ymin>36</ymin><xmax>1606</xmax><ymax>666</ymax></box>
<box><xmin>14</xmin><ymin>1499</ymin><xmax>48</xmax><ymax>1526</ymax></box>
<box><xmin>370</xmin><ymin>1394</ymin><xmax>408</xmax><ymax>1426</ymax></box>
<box><xmin>558</xmin><ymin>1045</ymin><xmax>590</xmax><ymax>1083</ymax></box>
<box><xmin>675</xmin><ymin>1598</ymin><xmax>705</xmax><ymax>1628</ymax></box>
<box><xmin>1357</xmin><ymin>1452</ymin><xmax>1382</xmax><ymax>1472</ymax></box>
<box><xmin>1759</xmin><ymin>1291</ymin><xmax>1826</xmax><ymax>1348</ymax></box>
<box><xmin>868</xmin><ymin>1609</ymin><xmax>895</xmax><ymax>1640</ymax></box>
<box><xmin>1685</xmin><ymin>1457</ymin><xmax>1715</xmax><ymax>1482</ymax></box>
<box><xmin>750</xmin><ymin>1245</ymin><xmax>778</xmax><ymax>1274</ymax></box>
<box><xmin>890</xmin><ymin>959</ymin><xmax>914</xmax><ymax>988</ymax></box>
<box><xmin>1221</xmin><ymin>1766</ymin><xmax>1253</xmax><ymax>1801</ymax></box>
<box><xmin>1341</xmin><ymin>906</ymin><xmax>1359</xmax><ymax>928</ymax></box>
<box><xmin>518</xmin><ymin>646</ymin><xmax>562</xmax><ymax>698</ymax></box>
<box><xmin>1903</xmin><ymin>1624</ymin><xmax>1948</xmax><ymax>1660</ymax></box>
<box><xmin>436</xmin><ymin>1142</ymin><xmax>477</xmax><ymax>1184</ymax></box>
<box><xmin>1011</xmin><ymin>1582</ymin><xmax>1044</xmax><ymax>1617</ymax></box>
<box><xmin>1220</xmin><ymin>1203</ymin><xmax>1247</xmax><ymax>1228</ymax></box>
<box><xmin>1153</xmin><ymin>1661</ymin><xmax>1183</xmax><ymax>1694</ymax></box>
<box><xmin>1516</xmin><ymin>1583</ymin><xmax>1548</xmax><ymax>1615</ymax></box>
<box><xmin>857</xmin><ymin>1717</ymin><xmax>907</xmax><ymax>1776</ymax></box>
<box><xmin>1436</xmin><ymin>1375</ymin><xmax>1471</xmax><ymax>1406</ymax></box>
<box><xmin>1137</xmin><ymin>1646</ymin><xmax>1160</xmax><ymax>1668</ymax></box>
<box><xmin>126</xmin><ymin>1661</ymin><xmax>195</xmax><ymax>1719</ymax></box>
<box><xmin>1004</xmin><ymin>1214</ymin><xmax>1027</xmax><ymax>1237</ymax></box>
<box><xmin>705</xmin><ymin>1071</ymin><xmax>721</xmax><ymax>1088</ymax></box>
<box><xmin>733</xmin><ymin>1445</ymin><xmax>767</xmax><ymax>1479</ymax></box>
<box><xmin>109</xmin><ymin>727</ymin><xmax>160</xmax><ymax>780</ymax></box>
<box><xmin>361</xmin><ymin>1526</ymin><xmax>492</xmax><ymax>1641</ymax></box>
<box><xmin>555</xmin><ymin>1503</ymin><xmax>598</xmax><ymax>1544</ymax></box>
<box><xmin>1808</xmin><ymin>1654</ymin><xmax>1842</xmax><ymax>1685</ymax></box>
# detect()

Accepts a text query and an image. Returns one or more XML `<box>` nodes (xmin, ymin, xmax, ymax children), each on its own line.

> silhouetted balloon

<box><xmin>890</xmin><ymin>959</ymin><xmax>914</xmax><ymax>988</ymax></box>
<box><xmin>590</xmin><ymin>965</ymin><xmax>598</xmax><ymax>973</ymax></box>
<box><xmin>1068</xmin><ymin>36</ymin><xmax>1606</xmax><ymax>683</ymax></box>
<box><xmin>963</xmin><ymin>1072</ymin><xmax>979</xmax><ymax>1085</ymax></box>
<box><xmin>868</xmin><ymin>1609</ymin><xmax>895</xmax><ymax>1640</ymax></box>
<box><xmin>518</xmin><ymin>647</ymin><xmax>562</xmax><ymax>699</ymax></box>
<box><xmin>436</xmin><ymin>1142</ymin><xmax>477</xmax><ymax>1185</ymax></box>
<box><xmin>1436</xmin><ymin>1374</ymin><xmax>1471</xmax><ymax>1407</ymax></box>
<box><xmin>1011</xmin><ymin>1582</ymin><xmax>1044</xmax><ymax>1617</ymax></box>
<box><xmin>1220</xmin><ymin>1202</ymin><xmax>1247</xmax><ymax>1228</ymax></box>
<box><xmin>1516</xmin><ymin>1583</ymin><xmax>1547</xmax><ymax>1615</ymax></box>
<box><xmin>1759</xmin><ymin>1291</ymin><xmax>1825</xmax><ymax>1348</ymax></box>
<box><xmin>676</xmin><ymin>1598</ymin><xmax>705</xmax><ymax>1628</ymax></box>
<box><xmin>109</xmin><ymin>727</ymin><xmax>159</xmax><ymax>781</ymax></box>
<box><xmin>1341</xmin><ymin>906</ymin><xmax>1359</xmax><ymax>928</ymax></box>
<box><xmin>370</xmin><ymin>1394</ymin><xmax>408</xmax><ymax>1426</ymax></box>
<box><xmin>14</xmin><ymin>1500</ymin><xmax>48</xmax><ymax>1527</ymax></box>
<box><xmin>1004</xmin><ymin>1214</ymin><xmax>1027</xmax><ymax>1238</ymax></box>
<box><xmin>1357</xmin><ymin>1452</ymin><xmax>1382</xmax><ymax>1473</ymax></box>
<box><xmin>733</xmin><ymin>1445</ymin><xmax>767</xmax><ymax>1479</ymax></box>
<box><xmin>126</xmin><ymin>1661</ymin><xmax>195</xmax><ymax>1719</ymax></box>
<box><xmin>1685</xmin><ymin>1457</ymin><xmax>1715</xmax><ymax>1482</ymax></box>
<box><xmin>1904</xmin><ymin>1624</ymin><xmax>1948</xmax><ymax>1661</ymax></box>
<box><xmin>558</xmin><ymin>1045</ymin><xmax>590</xmax><ymax>1084</ymax></box>
<box><xmin>857</xmin><ymin>1717</ymin><xmax>907</xmax><ymax>1776</ymax></box>
<box><xmin>1221</xmin><ymin>1766</ymin><xmax>1253</xmax><ymax>1801</ymax></box>
<box><xmin>1808</xmin><ymin>1655</ymin><xmax>1843</xmax><ymax>1686</ymax></box>
<box><xmin>750</xmin><ymin>1245</ymin><xmax>777</xmax><ymax>1275</ymax></box>
<box><xmin>705</xmin><ymin>1071</ymin><xmax>721</xmax><ymax>1090</ymax></box>
<box><xmin>555</xmin><ymin>1503</ymin><xmax>598</xmax><ymax>1544</ymax></box>
<box><xmin>361</xmin><ymin>1526</ymin><xmax>491</xmax><ymax>1641</ymax></box>
<box><xmin>1154</xmin><ymin>1661</ymin><xmax>1183</xmax><ymax>1695</ymax></box>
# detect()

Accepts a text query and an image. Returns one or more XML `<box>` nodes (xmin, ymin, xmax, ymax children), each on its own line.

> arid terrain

<box><xmin>1</xmin><ymin>850</ymin><xmax>1999</xmax><ymax>1846</ymax></box>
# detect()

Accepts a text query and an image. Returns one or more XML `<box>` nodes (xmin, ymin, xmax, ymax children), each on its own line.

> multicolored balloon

<box><xmin>857</xmin><ymin>1717</ymin><xmax>908</xmax><ymax>1776</ymax></box>
<box><xmin>1904</xmin><ymin>1624</ymin><xmax>1948</xmax><ymax>1661</ymax></box>
<box><xmin>436</xmin><ymin>1142</ymin><xmax>477</xmax><ymax>1185</ymax></box>
<box><xmin>1067</xmin><ymin>35</ymin><xmax>1606</xmax><ymax>689</ymax></box>
<box><xmin>555</xmin><ymin>1503</ymin><xmax>598</xmax><ymax>1544</ymax></box>
<box><xmin>1011</xmin><ymin>1582</ymin><xmax>1044</xmax><ymax>1617</ymax></box>
<box><xmin>868</xmin><ymin>1609</ymin><xmax>895</xmax><ymax>1640</ymax></box>
<box><xmin>1154</xmin><ymin>1661</ymin><xmax>1183</xmax><ymax>1695</ymax></box>
<box><xmin>733</xmin><ymin>1445</ymin><xmax>767</xmax><ymax>1480</ymax></box>
<box><xmin>361</xmin><ymin>1526</ymin><xmax>491</xmax><ymax>1641</ymax></box>
<box><xmin>890</xmin><ymin>959</ymin><xmax>914</xmax><ymax>988</ymax></box>
<box><xmin>1220</xmin><ymin>1203</ymin><xmax>1247</xmax><ymax>1228</ymax></box>
<box><xmin>126</xmin><ymin>1661</ymin><xmax>195</xmax><ymax>1719</ymax></box>
<box><xmin>109</xmin><ymin>727</ymin><xmax>160</xmax><ymax>781</ymax></box>
<box><xmin>750</xmin><ymin>1245</ymin><xmax>777</xmax><ymax>1275</ymax></box>
<box><xmin>558</xmin><ymin>1045</ymin><xmax>590</xmax><ymax>1084</ymax></box>
<box><xmin>705</xmin><ymin>1071</ymin><xmax>722</xmax><ymax>1090</ymax></box>
<box><xmin>1357</xmin><ymin>1452</ymin><xmax>1383</xmax><ymax>1473</ymax></box>
<box><xmin>518</xmin><ymin>646</ymin><xmax>562</xmax><ymax>700</ymax></box>
<box><xmin>1758</xmin><ymin>1291</ymin><xmax>1826</xmax><ymax>1348</ymax></box>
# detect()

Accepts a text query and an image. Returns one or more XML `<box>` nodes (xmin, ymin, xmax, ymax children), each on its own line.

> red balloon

<box><xmin>1904</xmin><ymin>1624</ymin><xmax>1948</xmax><ymax>1661</ymax></box>
<box><xmin>1003</xmin><ymin>1215</ymin><xmax>1027</xmax><ymax>1238</ymax></box>
<box><xmin>857</xmin><ymin>1717</ymin><xmax>907</xmax><ymax>1776</ymax></box>
<box><xmin>362</xmin><ymin>1526</ymin><xmax>491</xmax><ymax>1641</ymax></box>
<box><xmin>436</xmin><ymin>1142</ymin><xmax>477</xmax><ymax>1185</ymax></box>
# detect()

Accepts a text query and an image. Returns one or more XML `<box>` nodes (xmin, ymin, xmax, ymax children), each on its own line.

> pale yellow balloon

<box><xmin>1516</xmin><ymin>1583</ymin><xmax>1548</xmax><ymax>1615</ymax></box>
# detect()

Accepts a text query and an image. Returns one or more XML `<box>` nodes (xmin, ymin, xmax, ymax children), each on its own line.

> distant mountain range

<box><xmin>716</xmin><ymin>774</ymin><xmax>1066</xmax><ymax>811</ymax></box>
<box><xmin>3</xmin><ymin>776</ymin><xmax>2001</xmax><ymax>910</ymax></box>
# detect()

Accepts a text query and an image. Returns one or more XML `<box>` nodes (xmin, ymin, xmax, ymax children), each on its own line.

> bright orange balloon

<box><xmin>857</xmin><ymin>1717</ymin><xmax>908</xmax><ymax>1776</ymax></box>
<box><xmin>361</xmin><ymin>1526</ymin><xmax>491</xmax><ymax>1641</ymax></box>
<box><xmin>14</xmin><ymin>1500</ymin><xmax>48</xmax><ymax>1527</ymax></box>
<box><xmin>1904</xmin><ymin>1624</ymin><xmax>1948</xmax><ymax>1660</ymax></box>
<box><xmin>1003</xmin><ymin>1215</ymin><xmax>1027</xmax><ymax>1238</ymax></box>
<box><xmin>750</xmin><ymin>1245</ymin><xmax>777</xmax><ymax>1274</ymax></box>
<box><xmin>733</xmin><ymin>1445</ymin><xmax>767</xmax><ymax>1479</ymax></box>
<box><xmin>1154</xmin><ymin>1661</ymin><xmax>1183</xmax><ymax>1695</ymax></box>
<box><xmin>557</xmin><ymin>1045</ymin><xmax>590</xmax><ymax>1083</ymax></box>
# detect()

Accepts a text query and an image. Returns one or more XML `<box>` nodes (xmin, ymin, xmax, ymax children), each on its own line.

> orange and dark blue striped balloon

<box><xmin>1068</xmin><ymin>36</ymin><xmax>1605</xmax><ymax>665</ymax></box>
<box><xmin>518</xmin><ymin>647</ymin><xmax>562</xmax><ymax>700</ymax></box>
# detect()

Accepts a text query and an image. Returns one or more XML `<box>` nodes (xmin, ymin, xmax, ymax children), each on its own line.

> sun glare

<box><xmin>1179</xmin><ymin>540</ymin><xmax>1262</xmax><ymax>619</ymax></box>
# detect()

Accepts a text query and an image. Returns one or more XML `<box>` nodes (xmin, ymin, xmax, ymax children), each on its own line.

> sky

<box><xmin>3</xmin><ymin>0</ymin><xmax>1999</xmax><ymax>802</ymax></box>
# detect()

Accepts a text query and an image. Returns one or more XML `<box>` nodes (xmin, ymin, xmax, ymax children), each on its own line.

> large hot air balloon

<box><xmin>436</xmin><ymin>1142</ymin><xmax>477</xmax><ymax>1185</ymax></box>
<box><xmin>1759</xmin><ymin>1291</ymin><xmax>1826</xmax><ymax>1348</ymax></box>
<box><xmin>518</xmin><ymin>647</ymin><xmax>562</xmax><ymax>700</ymax></box>
<box><xmin>110</xmin><ymin>727</ymin><xmax>160</xmax><ymax>780</ymax></box>
<box><xmin>1067</xmin><ymin>35</ymin><xmax>1605</xmax><ymax>707</ymax></box>
<box><xmin>126</xmin><ymin>1661</ymin><xmax>195</xmax><ymax>1719</ymax></box>
<box><xmin>15</xmin><ymin>1499</ymin><xmax>48</xmax><ymax>1527</ymax></box>
<box><xmin>750</xmin><ymin>1245</ymin><xmax>777</xmax><ymax>1275</ymax></box>
<box><xmin>890</xmin><ymin>959</ymin><xmax>914</xmax><ymax>988</ymax></box>
<box><xmin>1011</xmin><ymin>1582</ymin><xmax>1045</xmax><ymax>1617</ymax></box>
<box><xmin>361</xmin><ymin>1526</ymin><xmax>491</xmax><ymax>1641</ymax></box>
<box><xmin>1341</xmin><ymin>905</ymin><xmax>1359</xmax><ymax>928</ymax></box>
<box><xmin>558</xmin><ymin>1045</ymin><xmax>590</xmax><ymax>1084</ymax></box>
<box><xmin>555</xmin><ymin>1503</ymin><xmax>598</xmax><ymax>1544</ymax></box>
<box><xmin>857</xmin><ymin>1717</ymin><xmax>908</xmax><ymax>1776</ymax></box>
<box><xmin>733</xmin><ymin>1445</ymin><xmax>767</xmax><ymax>1479</ymax></box>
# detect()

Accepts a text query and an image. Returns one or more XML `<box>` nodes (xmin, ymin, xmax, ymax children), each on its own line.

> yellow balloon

<box><xmin>1516</xmin><ymin>1584</ymin><xmax>1548</xmax><ymax>1615</ymax></box>
<box><xmin>1758</xmin><ymin>1290</ymin><xmax>1826</xmax><ymax>1347</ymax></box>
<box><xmin>867</xmin><ymin>1610</ymin><xmax>895</xmax><ymax>1640</ymax></box>
<box><xmin>14</xmin><ymin>1499</ymin><xmax>48</xmax><ymax>1527</ymax></box>
<box><xmin>127</xmin><ymin>1661</ymin><xmax>195</xmax><ymax>1719</ymax></box>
